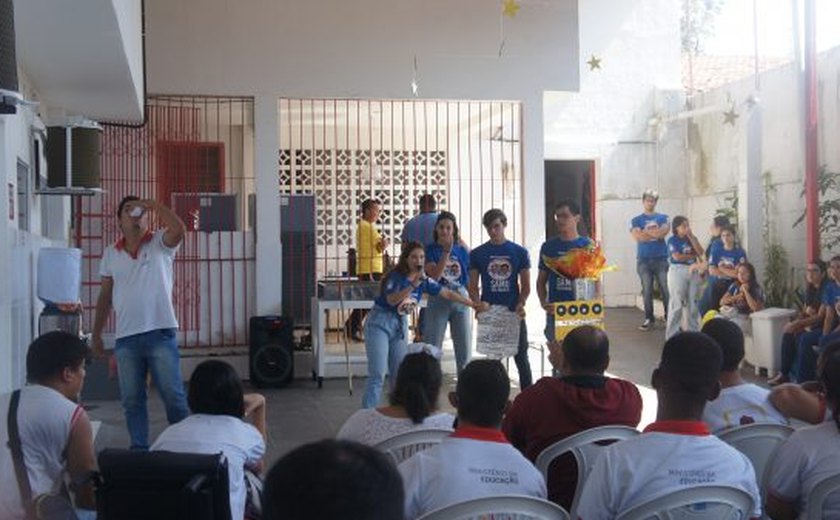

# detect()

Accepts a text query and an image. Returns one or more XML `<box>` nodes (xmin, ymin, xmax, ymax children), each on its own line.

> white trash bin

<box><xmin>748</xmin><ymin>307</ymin><xmax>797</xmax><ymax>376</ymax></box>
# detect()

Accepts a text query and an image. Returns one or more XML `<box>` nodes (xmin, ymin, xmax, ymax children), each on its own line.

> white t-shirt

<box><xmin>99</xmin><ymin>230</ymin><xmax>179</xmax><ymax>339</ymax></box>
<box><xmin>0</xmin><ymin>385</ymin><xmax>82</xmax><ymax>520</ymax></box>
<box><xmin>703</xmin><ymin>383</ymin><xmax>789</xmax><ymax>433</ymax></box>
<box><xmin>576</xmin><ymin>422</ymin><xmax>762</xmax><ymax>520</ymax></box>
<box><xmin>767</xmin><ymin>421</ymin><xmax>840</xmax><ymax>518</ymax></box>
<box><xmin>336</xmin><ymin>408</ymin><xmax>455</xmax><ymax>446</ymax></box>
<box><xmin>151</xmin><ymin>414</ymin><xmax>265</xmax><ymax>520</ymax></box>
<box><xmin>398</xmin><ymin>427</ymin><xmax>546</xmax><ymax>520</ymax></box>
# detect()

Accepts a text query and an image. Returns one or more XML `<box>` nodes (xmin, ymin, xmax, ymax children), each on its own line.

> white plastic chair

<box><xmin>534</xmin><ymin>425</ymin><xmax>639</xmax><ymax>517</ymax></box>
<box><xmin>373</xmin><ymin>428</ymin><xmax>452</xmax><ymax>464</ymax></box>
<box><xmin>615</xmin><ymin>485</ymin><xmax>755</xmax><ymax>520</ymax></box>
<box><xmin>805</xmin><ymin>472</ymin><xmax>840</xmax><ymax>519</ymax></box>
<box><xmin>718</xmin><ymin>422</ymin><xmax>794</xmax><ymax>517</ymax></box>
<box><xmin>416</xmin><ymin>494</ymin><xmax>570</xmax><ymax>520</ymax></box>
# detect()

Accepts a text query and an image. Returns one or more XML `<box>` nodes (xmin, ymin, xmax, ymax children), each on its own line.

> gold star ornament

<box><xmin>502</xmin><ymin>0</ymin><xmax>520</xmax><ymax>18</ymax></box>
<box><xmin>723</xmin><ymin>108</ymin><xmax>739</xmax><ymax>125</ymax></box>
<box><xmin>586</xmin><ymin>55</ymin><xmax>602</xmax><ymax>70</ymax></box>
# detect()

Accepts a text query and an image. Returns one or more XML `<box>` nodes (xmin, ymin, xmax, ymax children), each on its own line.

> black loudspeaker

<box><xmin>249</xmin><ymin>316</ymin><xmax>294</xmax><ymax>388</ymax></box>
<box><xmin>46</xmin><ymin>126</ymin><xmax>102</xmax><ymax>189</ymax></box>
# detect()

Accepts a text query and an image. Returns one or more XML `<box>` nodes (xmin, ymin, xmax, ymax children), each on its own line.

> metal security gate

<box><xmin>277</xmin><ymin>98</ymin><xmax>523</xmax><ymax>313</ymax></box>
<box><xmin>78</xmin><ymin>95</ymin><xmax>255</xmax><ymax>349</ymax></box>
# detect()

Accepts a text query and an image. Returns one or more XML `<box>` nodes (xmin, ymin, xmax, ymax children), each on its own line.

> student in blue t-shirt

<box><xmin>537</xmin><ymin>200</ymin><xmax>594</xmax><ymax>343</ymax></box>
<box><xmin>665</xmin><ymin>216</ymin><xmax>705</xmax><ymax>339</ymax></box>
<box><xmin>817</xmin><ymin>256</ymin><xmax>840</xmax><ymax>357</ymax></box>
<box><xmin>703</xmin><ymin>225</ymin><xmax>747</xmax><ymax>314</ymax></box>
<box><xmin>468</xmin><ymin>208</ymin><xmax>533</xmax><ymax>389</ymax></box>
<box><xmin>362</xmin><ymin>241</ymin><xmax>478</xmax><ymax>409</ymax></box>
<box><xmin>698</xmin><ymin>216</ymin><xmax>732</xmax><ymax>315</ymax></box>
<box><xmin>423</xmin><ymin>211</ymin><xmax>473</xmax><ymax>373</ymax></box>
<box><xmin>630</xmin><ymin>189</ymin><xmax>670</xmax><ymax>331</ymax></box>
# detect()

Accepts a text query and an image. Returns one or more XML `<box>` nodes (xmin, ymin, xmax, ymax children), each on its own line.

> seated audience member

<box><xmin>151</xmin><ymin>360</ymin><xmax>266</xmax><ymax>520</ymax></box>
<box><xmin>263</xmin><ymin>439</ymin><xmax>404</xmax><ymax>520</ymax></box>
<box><xmin>816</xmin><ymin>256</ymin><xmax>840</xmax><ymax>355</ymax></box>
<box><xmin>0</xmin><ymin>332</ymin><xmax>96</xmax><ymax>519</ymax></box>
<box><xmin>766</xmin><ymin>340</ymin><xmax>840</xmax><ymax>519</ymax></box>
<box><xmin>576</xmin><ymin>332</ymin><xmax>762</xmax><ymax>519</ymax></box>
<box><xmin>769</xmin><ymin>345</ymin><xmax>840</xmax><ymax>425</ymax></box>
<box><xmin>698</xmin><ymin>217</ymin><xmax>733</xmax><ymax>315</ymax></box>
<box><xmin>502</xmin><ymin>326</ymin><xmax>642</xmax><ymax>508</ymax></box>
<box><xmin>399</xmin><ymin>359</ymin><xmax>546</xmax><ymax>519</ymax></box>
<box><xmin>769</xmin><ymin>259</ymin><xmax>827</xmax><ymax>385</ymax></box>
<box><xmin>704</xmin><ymin>225</ymin><xmax>746</xmax><ymax>314</ymax></box>
<box><xmin>338</xmin><ymin>347</ymin><xmax>454</xmax><ymax>445</ymax></box>
<box><xmin>719</xmin><ymin>262</ymin><xmax>765</xmax><ymax>334</ymax></box>
<box><xmin>701</xmin><ymin>319</ymin><xmax>788</xmax><ymax>432</ymax></box>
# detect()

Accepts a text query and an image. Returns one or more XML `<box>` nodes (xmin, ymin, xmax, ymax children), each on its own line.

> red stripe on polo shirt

<box><xmin>643</xmin><ymin>420</ymin><xmax>710</xmax><ymax>436</ymax></box>
<box><xmin>114</xmin><ymin>231</ymin><xmax>154</xmax><ymax>259</ymax></box>
<box><xmin>450</xmin><ymin>425</ymin><xmax>509</xmax><ymax>443</ymax></box>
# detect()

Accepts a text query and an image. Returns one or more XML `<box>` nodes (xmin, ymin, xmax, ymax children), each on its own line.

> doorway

<box><xmin>544</xmin><ymin>160</ymin><xmax>595</xmax><ymax>240</ymax></box>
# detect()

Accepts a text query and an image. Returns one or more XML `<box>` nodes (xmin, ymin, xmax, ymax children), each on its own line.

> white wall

<box><xmin>146</xmin><ymin>0</ymin><xmax>582</xmax><ymax>314</ymax></box>
<box><xmin>687</xmin><ymin>45</ymin><xmax>840</xmax><ymax>283</ymax></box>
<box><xmin>0</xmin><ymin>74</ymin><xmax>73</xmax><ymax>392</ymax></box>
<box><xmin>542</xmin><ymin>0</ymin><xmax>683</xmax><ymax>306</ymax></box>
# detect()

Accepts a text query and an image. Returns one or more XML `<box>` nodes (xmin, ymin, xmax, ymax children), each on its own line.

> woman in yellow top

<box><xmin>347</xmin><ymin>199</ymin><xmax>390</xmax><ymax>341</ymax></box>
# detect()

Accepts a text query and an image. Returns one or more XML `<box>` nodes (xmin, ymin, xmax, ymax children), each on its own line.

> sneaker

<box><xmin>638</xmin><ymin>319</ymin><xmax>653</xmax><ymax>331</ymax></box>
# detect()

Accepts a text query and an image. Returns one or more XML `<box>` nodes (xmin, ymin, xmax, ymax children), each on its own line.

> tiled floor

<box><xmin>85</xmin><ymin>307</ymin><xmax>766</xmax><ymax>468</ymax></box>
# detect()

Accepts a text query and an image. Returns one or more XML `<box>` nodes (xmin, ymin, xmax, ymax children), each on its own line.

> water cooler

<box><xmin>37</xmin><ymin>247</ymin><xmax>83</xmax><ymax>335</ymax></box>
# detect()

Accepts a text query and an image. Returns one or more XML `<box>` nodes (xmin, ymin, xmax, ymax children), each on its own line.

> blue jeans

<box><xmin>795</xmin><ymin>329</ymin><xmax>823</xmax><ymax>382</ymax></box>
<box><xmin>422</xmin><ymin>289</ymin><xmax>472</xmax><ymax>373</ymax></box>
<box><xmin>114</xmin><ymin>328</ymin><xmax>189</xmax><ymax>450</ymax></box>
<box><xmin>637</xmin><ymin>257</ymin><xmax>669</xmax><ymax>321</ymax></box>
<box><xmin>362</xmin><ymin>307</ymin><xmax>408</xmax><ymax>408</ymax></box>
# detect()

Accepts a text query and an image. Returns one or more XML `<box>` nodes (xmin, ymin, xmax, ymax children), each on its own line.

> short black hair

<box><xmin>26</xmin><ymin>331</ymin><xmax>88</xmax><ymax>384</ymax></box>
<box><xmin>482</xmin><ymin>208</ymin><xmax>507</xmax><ymax>229</ymax></box>
<box><xmin>562</xmin><ymin>326</ymin><xmax>610</xmax><ymax>373</ymax></box>
<box><xmin>418</xmin><ymin>193</ymin><xmax>436</xmax><ymax>211</ymax></box>
<box><xmin>456</xmin><ymin>359</ymin><xmax>509</xmax><ymax>427</ymax></box>
<box><xmin>701</xmin><ymin>318</ymin><xmax>744</xmax><ymax>372</ymax></box>
<box><xmin>117</xmin><ymin>195</ymin><xmax>140</xmax><ymax>219</ymax></box>
<box><xmin>671</xmin><ymin>215</ymin><xmax>688</xmax><ymax>232</ymax></box>
<box><xmin>361</xmin><ymin>198</ymin><xmax>381</xmax><ymax>214</ymax></box>
<box><xmin>433</xmin><ymin>211</ymin><xmax>460</xmax><ymax>245</ymax></box>
<box><xmin>658</xmin><ymin>332</ymin><xmax>722</xmax><ymax>403</ymax></box>
<box><xmin>554</xmin><ymin>199</ymin><xmax>581</xmax><ymax>216</ymax></box>
<box><xmin>187</xmin><ymin>360</ymin><xmax>245</xmax><ymax>418</ymax></box>
<box><xmin>390</xmin><ymin>352</ymin><xmax>443</xmax><ymax>424</ymax></box>
<box><xmin>263</xmin><ymin>439</ymin><xmax>404</xmax><ymax>520</ymax></box>
<box><xmin>713</xmin><ymin>215</ymin><xmax>731</xmax><ymax>229</ymax></box>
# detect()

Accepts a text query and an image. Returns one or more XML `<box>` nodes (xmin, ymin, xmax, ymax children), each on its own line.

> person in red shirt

<box><xmin>501</xmin><ymin>326</ymin><xmax>642</xmax><ymax>509</ymax></box>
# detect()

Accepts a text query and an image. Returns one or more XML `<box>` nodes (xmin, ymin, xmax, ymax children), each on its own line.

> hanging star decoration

<box><xmin>723</xmin><ymin>106</ymin><xmax>739</xmax><ymax>125</ymax></box>
<box><xmin>502</xmin><ymin>0</ymin><xmax>520</xmax><ymax>18</ymax></box>
<box><xmin>586</xmin><ymin>55</ymin><xmax>602</xmax><ymax>71</ymax></box>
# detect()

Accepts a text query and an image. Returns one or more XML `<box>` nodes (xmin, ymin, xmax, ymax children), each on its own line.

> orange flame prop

<box><xmin>542</xmin><ymin>244</ymin><xmax>617</xmax><ymax>280</ymax></box>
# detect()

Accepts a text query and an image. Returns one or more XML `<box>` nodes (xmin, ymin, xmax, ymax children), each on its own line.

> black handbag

<box><xmin>7</xmin><ymin>390</ymin><xmax>79</xmax><ymax>520</ymax></box>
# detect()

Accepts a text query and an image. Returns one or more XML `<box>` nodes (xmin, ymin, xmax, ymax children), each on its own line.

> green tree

<box><xmin>681</xmin><ymin>0</ymin><xmax>725</xmax><ymax>55</ymax></box>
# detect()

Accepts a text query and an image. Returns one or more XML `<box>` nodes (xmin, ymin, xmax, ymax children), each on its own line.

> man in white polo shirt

<box><xmin>576</xmin><ymin>332</ymin><xmax>762</xmax><ymax>520</ymax></box>
<box><xmin>92</xmin><ymin>196</ymin><xmax>189</xmax><ymax>450</ymax></box>
<box><xmin>399</xmin><ymin>359</ymin><xmax>546</xmax><ymax>519</ymax></box>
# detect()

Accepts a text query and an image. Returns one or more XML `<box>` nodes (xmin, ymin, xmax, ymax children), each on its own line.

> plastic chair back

<box><xmin>535</xmin><ymin>425</ymin><xmax>638</xmax><ymax>516</ymax></box>
<box><xmin>615</xmin><ymin>485</ymin><xmax>755</xmax><ymax>520</ymax></box>
<box><xmin>718</xmin><ymin>422</ymin><xmax>793</xmax><ymax>515</ymax></box>
<box><xmin>373</xmin><ymin>427</ymin><xmax>452</xmax><ymax>464</ymax></box>
<box><xmin>95</xmin><ymin>448</ymin><xmax>231</xmax><ymax>520</ymax></box>
<box><xmin>416</xmin><ymin>494</ymin><xmax>570</xmax><ymax>520</ymax></box>
<box><xmin>805</xmin><ymin>472</ymin><xmax>840</xmax><ymax>519</ymax></box>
